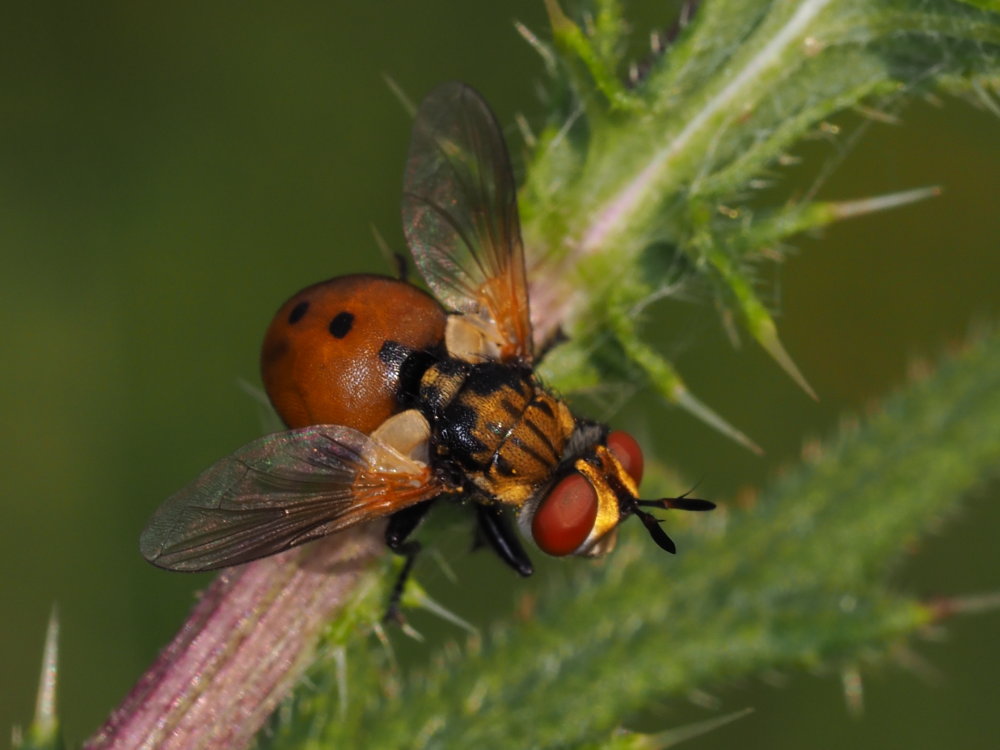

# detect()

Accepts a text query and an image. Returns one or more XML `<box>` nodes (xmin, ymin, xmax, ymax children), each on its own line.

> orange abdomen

<box><xmin>261</xmin><ymin>274</ymin><xmax>446</xmax><ymax>433</ymax></box>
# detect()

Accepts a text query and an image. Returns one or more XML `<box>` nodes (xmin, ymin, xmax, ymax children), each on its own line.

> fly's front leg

<box><xmin>383</xmin><ymin>499</ymin><xmax>436</xmax><ymax>623</ymax></box>
<box><xmin>475</xmin><ymin>504</ymin><xmax>534</xmax><ymax>577</ymax></box>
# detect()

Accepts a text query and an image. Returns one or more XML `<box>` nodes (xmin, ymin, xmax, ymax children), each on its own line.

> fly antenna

<box><xmin>637</xmin><ymin>483</ymin><xmax>716</xmax><ymax>513</ymax></box>
<box><xmin>631</xmin><ymin>485</ymin><xmax>715</xmax><ymax>553</ymax></box>
<box><xmin>634</xmin><ymin>508</ymin><xmax>677</xmax><ymax>554</ymax></box>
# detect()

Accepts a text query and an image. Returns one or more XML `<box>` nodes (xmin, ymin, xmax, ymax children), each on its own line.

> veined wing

<box><xmin>402</xmin><ymin>82</ymin><xmax>533</xmax><ymax>364</ymax></box>
<box><xmin>140</xmin><ymin>425</ymin><xmax>442</xmax><ymax>571</ymax></box>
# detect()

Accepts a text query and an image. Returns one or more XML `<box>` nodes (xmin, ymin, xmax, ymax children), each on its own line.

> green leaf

<box><xmin>521</xmin><ymin>0</ymin><xmax>1000</xmax><ymax>433</ymax></box>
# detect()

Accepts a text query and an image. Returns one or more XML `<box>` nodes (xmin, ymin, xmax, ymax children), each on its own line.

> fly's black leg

<box><xmin>386</xmin><ymin>499</ymin><xmax>435</xmax><ymax>549</ymax></box>
<box><xmin>384</xmin><ymin>540</ymin><xmax>421</xmax><ymax>624</ymax></box>
<box><xmin>475</xmin><ymin>504</ymin><xmax>534</xmax><ymax>577</ymax></box>
<box><xmin>536</xmin><ymin>326</ymin><xmax>569</xmax><ymax>362</ymax></box>
<box><xmin>384</xmin><ymin>500</ymin><xmax>436</xmax><ymax>623</ymax></box>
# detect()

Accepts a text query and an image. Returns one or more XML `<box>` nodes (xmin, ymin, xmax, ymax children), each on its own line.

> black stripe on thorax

<box><xmin>507</xmin><ymin>434</ymin><xmax>551</xmax><ymax>468</ymax></box>
<box><xmin>522</xmin><ymin>415</ymin><xmax>560</xmax><ymax>461</ymax></box>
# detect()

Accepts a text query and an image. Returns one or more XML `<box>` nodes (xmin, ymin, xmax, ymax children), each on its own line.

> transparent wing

<box><xmin>402</xmin><ymin>82</ymin><xmax>533</xmax><ymax>363</ymax></box>
<box><xmin>140</xmin><ymin>425</ymin><xmax>441</xmax><ymax>571</ymax></box>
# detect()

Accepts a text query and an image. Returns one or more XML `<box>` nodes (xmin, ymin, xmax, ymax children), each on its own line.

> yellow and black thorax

<box><xmin>418</xmin><ymin>359</ymin><xmax>575</xmax><ymax>506</ymax></box>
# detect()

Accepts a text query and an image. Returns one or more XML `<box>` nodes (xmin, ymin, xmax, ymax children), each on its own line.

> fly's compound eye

<box><xmin>531</xmin><ymin>473</ymin><xmax>598</xmax><ymax>556</ymax></box>
<box><xmin>607</xmin><ymin>430</ymin><xmax>644</xmax><ymax>485</ymax></box>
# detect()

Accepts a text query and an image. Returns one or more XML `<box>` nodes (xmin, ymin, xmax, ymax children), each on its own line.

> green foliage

<box><xmin>523</xmin><ymin>0</ymin><xmax>1000</xmax><ymax>435</ymax></box>
<box><xmin>18</xmin><ymin>1</ymin><xmax>995</xmax><ymax>747</ymax></box>
<box><xmin>253</xmin><ymin>1</ymin><xmax>1000</xmax><ymax>747</ymax></box>
<box><xmin>264</xmin><ymin>328</ymin><xmax>1000</xmax><ymax>749</ymax></box>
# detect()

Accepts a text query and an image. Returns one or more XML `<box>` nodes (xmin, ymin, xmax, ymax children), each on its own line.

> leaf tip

<box><xmin>829</xmin><ymin>186</ymin><xmax>942</xmax><ymax>221</ymax></box>
<box><xmin>36</xmin><ymin>606</ymin><xmax>60</xmax><ymax>730</ymax></box>
<box><xmin>618</xmin><ymin>707</ymin><xmax>755</xmax><ymax>749</ymax></box>
<box><xmin>925</xmin><ymin>590</ymin><xmax>1000</xmax><ymax>622</ymax></box>
<box><xmin>673</xmin><ymin>388</ymin><xmax>764</xmax><ymax>455</ymax></box>
<box><xmin>543</xmin><ymin>0</ymin><xmax>574</xmax><ymax>34</ymax></box>
<box><xmin>841</xmin><ymin>665</ymin><xmax>865</xmax><ymax>718</ymax></box>
<box><xmin>16</xmin><ymin>606</ymin><xmax>63</xmax><ymax>750</ymax></box>
<box><xmin>755</xmin><ymin>321</ymin><xmax>817</xmax><ymax>400</ymax></box>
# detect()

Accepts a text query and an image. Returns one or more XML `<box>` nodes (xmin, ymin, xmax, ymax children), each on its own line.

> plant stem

<box><xmin>83</xmin><ymin>526</ymin><xmax>385</xmax><ymax>750</ymax></box>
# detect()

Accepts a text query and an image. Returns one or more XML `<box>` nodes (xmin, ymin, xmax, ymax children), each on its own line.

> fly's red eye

<box><xmin>531</xmin><ymin>473</ymin><xmax>598</xmax><ymax>556</ymax></box>
<box><xmin>607</xmin><ymin>430</ymin><xmax>644</xmax><ymax>485</ymax></box>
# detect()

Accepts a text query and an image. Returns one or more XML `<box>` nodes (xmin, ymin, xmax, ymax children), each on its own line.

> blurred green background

<box><xmin>1</xmin><ymin>2</ymin><xmax>997</xmax><ymax>748</ymax></box>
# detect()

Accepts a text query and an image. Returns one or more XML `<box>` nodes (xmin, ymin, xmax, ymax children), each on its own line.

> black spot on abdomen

<box><xmin>328</xmin><ymin>311</ymin><xmax>355</xmax><ymax>338</ymax></box>
<box><xmin>288</xmin><ymin>300</ymin><xmax>309</xmax><ymax>324</ymax></box>
<box><xmin>261</xmin><ymin>337</ymin><xmax>289</xmax><ymax>366</ymax></box>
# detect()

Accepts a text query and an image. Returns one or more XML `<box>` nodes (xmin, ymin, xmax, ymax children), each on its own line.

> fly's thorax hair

<box><xmin>562</xmin><ymin>419</ymin><xmax>606</xmax><ymax>460</ymax></box>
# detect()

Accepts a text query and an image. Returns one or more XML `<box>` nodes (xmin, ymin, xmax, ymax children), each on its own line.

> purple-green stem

<box><xmin>84</xmin><ymin>524</ymin><xmax>386</xmax><ymax>750</ymax></box>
